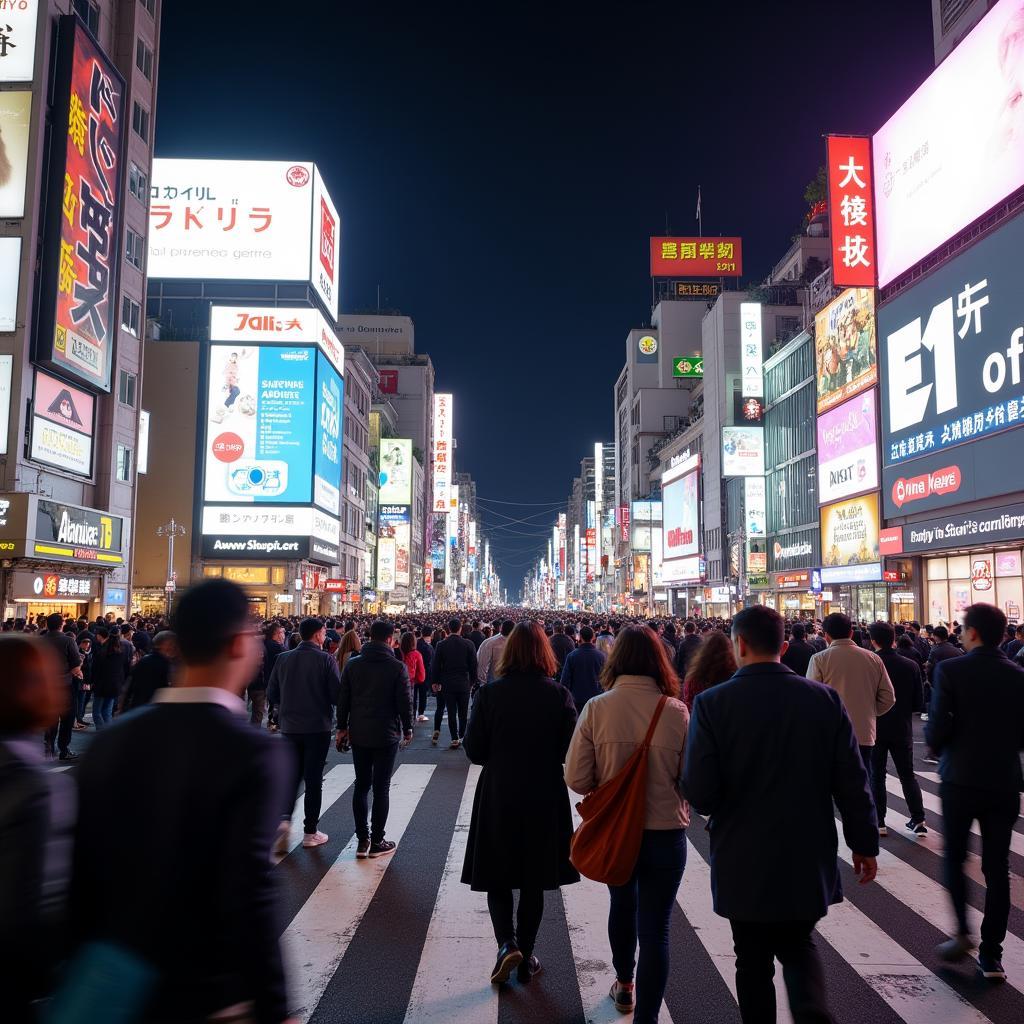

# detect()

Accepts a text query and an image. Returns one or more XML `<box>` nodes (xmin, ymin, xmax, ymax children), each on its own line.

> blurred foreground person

<box><xmin>462</xmin><ymin>621</ymin><xmax>578</xmax><ymax>985</ymax></box>
<box><xmin>683</xmin><ymin>606</ymin><xmax>878</xmax><ymax>1024</ymax></box>
<box><xmin>0</xmin><ymin>636</ymin><xmax>72</xmax><ymax>1023</ymax></box>
<box><xmin>565</xmin><ymin>625</ymin><xmax>689</xmax><ymax>1024</ymax></box>
<box><xmin>61</xmin><ymin>579</ymin><xmax>294</xmax><ymax>1024</ymax></box>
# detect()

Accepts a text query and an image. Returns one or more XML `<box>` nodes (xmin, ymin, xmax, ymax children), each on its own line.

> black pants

<box><xmin>432</xmin><ymin>687</ymin><xmax>445</xmax><ymax>731</ymax></box>
<box><xmin>871</xmin><ymin>731</ymin><xmax>925</xmax><ymax>824</ymax></box>
<box><xmin>284</xmin><ymin>732</ymin><xmax>331</xmax><ymax>834</ymax></box>
<box><xmin>729</xmin><ymin>919</ymin><xmax>831</xmax><ymax>1023</ymax></box>
<box><xmin>44</xmin><ymin>680</ymin><xmax>76</xmax><ymax>755</ymax></box>
<box><xmin>941</xmin><ymin>781</ymin><xmax>1019</xmax><ymax>959</ymax></box>
<box><xmin>413</xmin><ymin>683</ymin><xmax>428</xmax><ymax>716</ymax></box>
<box><xmin>487</xmin><ymin>888</ymin><xmax>544</xmax><ymax>956</ymax></box>
<box><xmin>858</xmin><ymin>744</ymin><xmax>874</xmax><ymax>790</ymax></box>
<box><xmin>352</xmin><ymin>742</ymin><xmax>399</xmax><ymax>844</ymax></box>
<box><xmin>445</xmin><ymin>687</ymin><xmax>470</xmax><ymax>742</ymax></box>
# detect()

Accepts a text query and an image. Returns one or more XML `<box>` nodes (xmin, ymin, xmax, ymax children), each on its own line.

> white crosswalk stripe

<box><xmin>283</xmin><ymin>764</ymin><xmax>357</xmax><ymax>854</ymax></box>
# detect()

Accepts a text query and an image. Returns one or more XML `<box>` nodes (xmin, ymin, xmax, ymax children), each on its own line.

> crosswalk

<box><xmin>270</xmin><ymin>759</ymin><xmax>1024</xmax><ymax>1024</ymax></box>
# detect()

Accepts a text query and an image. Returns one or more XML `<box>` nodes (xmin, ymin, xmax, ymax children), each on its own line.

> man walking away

<box><xmin>781</xmin><ymin>622</ymin><xmax>814</xmax><ymax>677</ymax></box>
<box><xmin>867</xmin><ymin>622</ymin><xmax>927</xmax><ymax>837</ymax></box>
<box><xmin>924</xmin><ymin>625</ymin><xmax>962</xmax><ymax>718</ymax></box>
<box><xmin>559</xmin><ymin>625</ymin><xmax>606</xmax><ymax>711</ymax></box>
<box><xmin>927</xmin><ymin>603</ymin><xmax>1024</xmax><ymax>982</ymax></box>
<box><xmin>416</xmin><ymin>628</ymin><xmax>434</xmax><ymax>720</ymax></box>
<box><xmin>267</xmin><ymin>617</ymin><xmax>341</xmax><ymax>851</ymax></box>
<box><xmin>548</xmin><ymin>620</ymin><xmax>575</xmax><ymax>676</ymax></box>
<box><xmin>469</xmin><ymin>619</ymin><xmax>486</xmax><ymax>650</ymax></box>
<box><xmin>121</xmin><ymin>631</ymin><xmax>177</xmax><ymax>711</ymax></box>
<box><xmin>683</xmin><ymin>606</ymin><xmax>878</xmax><ymax>1024</ymax></box>
<box><xmin>807</xmin><ymin>612</ymin><xmax>895</xmax><ymax>787</ymax></box>
<box><xmin>673</xmin><ymin>620</ymin><xmax>702</xmax><ymax>682</ymax></box>
<box><xmin>42</xmin><ymin>613</ymin><xmax>82</xmax><ymax>761</ymax></box>
<box><xmin>431</xmin><ymin>618</ymin><xmax>478</xmax><ymax>750</ymax></box>
<box><xmin>337</xmin><ymin>620</ymin><xmax>413</xmax><ymax>859</ymax></box>
<box><xmin>478</xmin><ymin>619</ymin><xmax>514</xmax><ymax>687</ymax></box>
<box><xmin>66</xmin><ymin>579</ymin><xmax>292</xmax><ymax>1024</ymax></box>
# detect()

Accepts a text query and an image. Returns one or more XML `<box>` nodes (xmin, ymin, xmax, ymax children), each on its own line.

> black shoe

<box><xmin>490</xmin><ymin>941</ymin><xmax>523</xmax><ymax>985</ymax></box>
<box><xmin>368</xmin><ymin>839</ymin><xmax>396</xmax><ymax>859</ymax></box>
<box><xmin>979</xmin><ymin>953</ymin><xmax>1006</xmax><ymax>981</ymax></box>
<box><xmin>356</xmin><ymin>837</ymin><xmax>370</xmax><ymax>859</ymax></box>
<box><xmin>609</xmin><ymin>980</ymin><xmax>634</xmax><ymax>1013</ymax></box>
<box><xmin>906</xmin><ymin>818</ymin><xmax>927</xmax><ymax>836</ymax></box>
<box><xmin>517</xmin><ymin>955</ymin><xmax>542</xmax><ymax>983</ymax></box>
<box><xmin>58</xmin><ymin>749</ymin><xmax>77</xmax><ymax>761</ymax></box>
<box><xmin>937</xmin><ymin>934</ymin><xmax>973</xmax><ymax>963</ymax></box>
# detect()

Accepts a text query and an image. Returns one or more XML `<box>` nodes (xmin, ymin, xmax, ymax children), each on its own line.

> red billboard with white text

<box><xmin>827</xmin><ymin>135</ymin><xmax>877</xmax><ymax>288</ymax></box>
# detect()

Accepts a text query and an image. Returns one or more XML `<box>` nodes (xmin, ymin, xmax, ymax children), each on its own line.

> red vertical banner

<box><xmin>827</xmin><ymin>135</ymin><xmax>877</xmax><ymax>289</ymax></box>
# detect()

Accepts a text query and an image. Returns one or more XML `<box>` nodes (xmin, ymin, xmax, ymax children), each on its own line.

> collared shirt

<box><xmin>153</xmin><ymin>686</ymin><xmax>246</xmax><ymax>716</ymax></box>
<box><xmin>477</xmin><ymin>632</ymin><xmax>507</xmax><ymax>684</ymax></box>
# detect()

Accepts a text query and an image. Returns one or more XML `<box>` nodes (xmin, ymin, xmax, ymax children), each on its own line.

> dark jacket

<box><xmin>548</xmin><ymin>633</ymin><xmax>576</xmax><ymax>672</ymax></box>
<box><xmin>781</xmin><ymin>638</ymin><xmax>814</xmax><ymax>678</ymax></box>
<box><xmin>673</xmin><ymin>633</ymin><xmax>703</xmax><ymax>681</ymax></box>
<box><xmin>925</xmin><ymin>640</ymin><xmax>961</xmax><ymax>682</ymax></box>
<box><xmin>461</xmin><ymin>673</ymin><xmax>579</xmax><ymax>891</ymax></box>
<box><xmin>266</xmin><ymin>641</ymin><xmax>341</xmax><ymax>734</ymax></box>
<box><xmin>925</xmin><ymin>647</ymin><xmax>1024</xmax><ymax>793</ymax></box>
<box><xmin>122</xmin><ymin>651</ymin><xmax>172</xmax><ymax>711</ymax></box>
<box><xmin>42</xmin><ymin>629</ymin><xmax>81</xmax><ymax>683</ymax></box>
<box><xmin>250</xmin><ymin>638</ymin><xmax>285</xmax><ymax>693</ymax></box>
<box><xmin>430</xmin><ymin>634</ymin><xmax>478</xmax><ymax>692</ymax></box>
<box><xmin>337</xmin><ymin>642</ymin><xmax>413</xmax><ymax>747</ymax></box>
<box><xmin>92</xmin><ymin>639</ymin><xmax>131</xmax><ymax>699</ymax></box>
<box><xmin>874</xmin><ymin>648</ymin><xmax>923</xmax><ymax>741</ymax></box>
<box><xmin>560</xmin><ymin>643</ymin><xmax>606</xmax><ymax>711</ymax></box>
<box><xmin>682</xmin><ymin>662</ymin><xmax>877</xmax><ymax>922</ymax></box>
<box><xmin>416</xmin><ymin>637</ymin><xmax>434</xmax><ymax>679</ymax></box>
<box><xmin>469</xmin><ymin>629</ymin><xmax>486</xmax><ymax>650</ymax></box>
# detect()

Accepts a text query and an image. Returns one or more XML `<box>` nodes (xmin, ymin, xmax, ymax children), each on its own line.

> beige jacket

<box><xmin>806</xmin><ymin>638</ymin><xmax>895</xmax><ymax>745</ymax></box>
<box><xmin>564</xmin><ymin>675</ymin><xmax>689</xmax><ymax>829</ymax></box>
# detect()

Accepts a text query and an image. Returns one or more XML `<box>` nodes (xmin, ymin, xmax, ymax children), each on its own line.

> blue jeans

<box><xmin>92</xmin><ymin>696</ymin><xmax>116</xmax><ymax>728</ymax></box>
<box><xmin>608</xmin><ymin>829</ymin><xmax>687</xmax><ymax>1024</ymax></box>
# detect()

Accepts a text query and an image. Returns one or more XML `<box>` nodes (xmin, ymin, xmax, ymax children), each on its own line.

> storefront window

<box><xmin>222</xmin><ymin>566</ymin><xmax>271</xmax><ymax>584</ymax></box>
<box><xmin>271</xmin><ymin>566</ymin><xmax>287</xmax><ymax>585</ymax></box>
<box><xmin>923</xmin><ymin>549</ymin><xmax>1023</xmax><ymax>625</ymax></box>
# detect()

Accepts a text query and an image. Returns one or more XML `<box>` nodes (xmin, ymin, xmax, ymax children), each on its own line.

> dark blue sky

<box><xmin>156</xmin><ymin>1</ymin><xmax>935</xmax><ymax>584</ymax></box>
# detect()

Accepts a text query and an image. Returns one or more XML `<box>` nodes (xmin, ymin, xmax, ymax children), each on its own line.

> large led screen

<box><xmin>814</xmin><ymin>288</ymin><xmax>877</xmax><ymax>415</ymax></box>
<box><xmin>313</xmin><ymin>351</ymin><xmax>343</xmax><ymax>516</ymax></box>
<box><xmin>662</xmin><ymin>463</ymin><xmax>699</xmax><ymax>563</ymax></box>
<box><xmin>816</xmin><ymin>389</ymin><xmax>879</xmax><ymax>505</ymax></box>
<box><xmin>379</xmin><ymin>438</ymin><xmax>413</xmax><ymax>505</ymax></box>
<box><xmin>820</xmin><ymin>493</ymin><xmax>882</xmax><ymax>584</ymax></box>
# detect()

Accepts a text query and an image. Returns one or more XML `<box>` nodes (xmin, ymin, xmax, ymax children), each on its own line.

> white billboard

<box><xmin>209</xmin><ymin>305</ymin><xmax>344</xmax><ymax>375</ymax></box>
<box><xmin>0</xmin><ymin>2</ymin><xmax>39</xmax><ymax>82</ymax></box>
<box><xmin>0</xmin><ymin>91</ymin><xmax>31</xmax><ymax>218</ymax></box>
<box><xmin>740</xmin><ymin>302</ymin><xmax>763</xmax><ymax>397</ymax></box>
<box><xmin>377</xmin><ymin>536</ymin><xmax>396</xmax><ymax>592</ymax></box>
<box><xmin>432</xmin><ymin>392</ymin><xmax>453</xmax><ymax>512</ymax></box>
<box><xmin>662</xmin><ymin>454</ymin><xmax>700</xmax><ymax>563</ymax></box>
<box><xmin>149</xmin><ymin>159</ymin><xmax>340</xmax><ymax>318</ymax></box>
<box><xmin>722</xmin><ymin>426</ymin><xmax>765</xmax><ymax>477</ymax></box>
<box><xmin>201</xmin><ymin>505</ymin><xmax>340</xmax><ymax>543</ymax></box>
<box><xmin>379</xmin><ymin>438</ymin><xmax>413</xmax><ymax>506</ymax></box>
<box><xmin>0</xmin><ymin>237</ymin><xmax>20</xmax><ymax>331</ymax></box>
<box><xmin>0</xmin><ymin>354</ymin><xmax>11</xmax><ymax>456</ymax></box>
<box><xmin>745</xmin><ymin>477</ymin><xmax>766</xmax><ymax>536</ymax></box>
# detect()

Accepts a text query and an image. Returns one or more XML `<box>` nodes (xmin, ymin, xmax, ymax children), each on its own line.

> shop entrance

<box><xmin>246</xmin><ymin>596</ymin><xmax>268</xmax><ymax>619</ymax></box>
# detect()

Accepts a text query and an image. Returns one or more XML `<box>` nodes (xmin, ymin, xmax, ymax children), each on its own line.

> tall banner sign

<box><xmin>432</xmin><ymin>393</ymin><xmax>453</xmax><ymax>512</ymax></box>
<box><xmin>827</xmin><ymin>135</ymin><xmax>877</xmax><ymax>289</ymax></box>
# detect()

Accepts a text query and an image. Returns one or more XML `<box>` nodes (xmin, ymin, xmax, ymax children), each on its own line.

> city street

<box><xmin>53</xmin><ymin>712</ymin><xmax>1024</xmax><ymax>1024</ymax></box>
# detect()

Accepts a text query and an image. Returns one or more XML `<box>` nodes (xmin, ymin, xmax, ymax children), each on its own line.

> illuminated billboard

<box><xmin>662</xmin><ymin>455</ymin><xmax>700</xmax><ymax>566</ymax></box>
<box><xmin>433</xmin><ymin>393</ymin><xmax>453</xmax><ymax>512</ymax></box>
<box><xmin>377</xmin><ymin>536</ymin><xmax>396</xmax><ymax>592</ymax></box>
<box><xmin>313</xmin><ymin>352</ymin><xmax>343</xmax><ymax>516</ymax></box>
<box><xmin>379</xmin><ymin>505</ymin><xmax>411</xmax><ymax>587</ymax></box>
<box><xmin>0</xmin><ymin>2</ymin><xmax>40</xmax><ymax>82</ymax></box>
<box><xmin>820</xmin><ymin>493</ymin><xmax>882</xmax><ymax>584</ymax></box>
<box><xmin>209</xmin><ymin>305</ymin><xmax>344</xmax><ymax>375</ymax></box>
<box><xmin>817</xmin><ymin>389</ymin><xmax>879</xmax><ymax>505</ymax></box>
<box><xmin>30</xmin><ymin>369</ymin><xmax>95</xmax><ymax>478</ymax></box>
<box><xmin>149</xmin><ymin>159</ymin><xmax>341</xmax><ymax>318</ymax></box>
<box><xmin>814</xmin><ymin>288</ymin><xmax>877</xmax><ymax>415</ymax></box>
<box><xmin>379</xmin><ymin>438</ymin><xmax>413</xmax><ymax>506</ymax></box>
<box><xmin>650</xmin><ymin>237</ymin><xmax>742</xmax><ymax>277</ymax></box>
<box><xmin>722</xmin><ymin>426</ymin><xmax>765</xmax><ymax>477</ymax></box>
<box><xmin>873</xmin><ymin>0</ymin><xmax>1024</xmax><ymax>286</ymax></box>
<box><xmin>0</xmin><ymin>90</ymin><xmax>31</xmax><ymax>217</ymax></box>
<box><xmin>827</xmin><ymin>135</ymin><xmax>877</xmax><ymax>288</ymax></box>
<box><xmin>0</xmin><ymin>237</ymin><xmax>20</xmax><ymax>331</ymax></box>
<box><xmin>739</xmin><ymin>303</ymin><xmax>763</xmax><ymax>397</ymax></box>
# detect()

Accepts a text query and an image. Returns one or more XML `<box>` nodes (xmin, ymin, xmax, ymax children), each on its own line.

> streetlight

<box><xmin>157</xmin><ymin>518</ymin><xmax>186</xmax><ymax>620</ymax></box>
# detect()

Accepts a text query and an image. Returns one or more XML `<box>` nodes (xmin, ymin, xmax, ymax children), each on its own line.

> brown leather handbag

<box><xmin>570</xmin><ymin>695</ymin><xmax>669</xmax><ymax>886</ymax></box>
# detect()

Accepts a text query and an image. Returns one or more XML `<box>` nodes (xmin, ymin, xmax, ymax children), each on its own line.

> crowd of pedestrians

<box><xmin>2</xmin><ymin>592</ymin><xmax>1022</xmax><ymax>1023</ymax></box>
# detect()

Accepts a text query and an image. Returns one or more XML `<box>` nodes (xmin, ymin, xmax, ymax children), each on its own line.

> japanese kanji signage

<box><xmin>12</xmin><ymin>572</ymin><xmax>98</xmax><ymax>602</ymax></box>
<box><xmin>0</xmin><ymin>1</ymin><xmax>39</xmax><ymax>82</ymax></box>
<box><xmin>650</xmin><ymin>237</ymin><xmax>742</xmax><ymax>277</ymax></box>
<box><xmin>827</xmin><ymin>135</ymin><xmax>877</xmax><ymax>289</ymax></box>
<box><xmin>672</xmin><ymin>356</ymin><xmax>703</xmax><ymax>378</ymax></box>
<box><xmin>432</xmin><ymin>392</ymin><xmax>453</xmax><ymax>512</ymax></box>
<box><xmin>37</xmin><ymin>16</ymin><xmax>125</xmax><ymax>392</ymax></box>
<box><xmin>673</xmin><ymin>281</ymin><xmax>720</xmax><ymax>300</ymax></box>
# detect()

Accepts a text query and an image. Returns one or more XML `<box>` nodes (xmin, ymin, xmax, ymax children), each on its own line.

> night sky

<box><xmin>156</xmin><ymin>1</ymin><xmax>935</xmax><ymax>588</ymax></box>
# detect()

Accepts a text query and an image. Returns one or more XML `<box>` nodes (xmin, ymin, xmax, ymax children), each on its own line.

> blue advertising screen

<box><xmin>313</xmin><ymin>351</ymin><xmax>344</xmax><ymax>516</ymax></box>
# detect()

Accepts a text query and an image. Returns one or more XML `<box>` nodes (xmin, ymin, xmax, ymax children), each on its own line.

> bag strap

<box><xmin>640</xmin><ymin>694</ymin><xmax>669</xmax><ymax>749</ymax></box>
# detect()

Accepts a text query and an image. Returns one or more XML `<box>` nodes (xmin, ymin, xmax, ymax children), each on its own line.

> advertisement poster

<box><xmin>722</xmin><ymin>426</ymin><xmax>765</xmax><ymax>477</ymax></box>
<box><xmin>433</xmin><ymin>393</ymin><xmax>453</xmax><ymax>511</ymax></box>
<box><xmin>873</xmin><ymin>0</ymin><xmax>1024</xmax><ymax>286</ymax></box>
<box><xmin>814</xmin><ymin>288</ymin><xmax>877</xmax><ymax>414</ymax></box>
<box><xmin>209</xmin><ymin>305</ymin><xmax>344</xmax><ymax>375</ymax></box>
<box><xmin>30</xmin><ymin>369</ymin><xmax>95</xmax><ymax>477</ymax></box>
<box><xmin>313</xmin><ymin>352</ymin><xmax>343</xmax><ymax>515</ymax></box>
<box><xmin>379</xmin><ymin>505</ymin><xmax>411</xmax><ymax>587</ymax></box>
<box><xmin>0</xmin><ymin>90</ymin><xmax>31</xmax><ymax>217</ymax></box>
<box><xmin>820</xmin><ymin>494</ymin><xmax>881</xmax><ymax>583</ymax></box>
<box><xmin>0</xmin><ymin>237</ymin><xmax>20</xmax><ymax>331</ymax></box>
<box><xmin>662</xmin><ymin>465</ymin><xmax>699</xmax><ymax>561</ymax></box>
<box><xmin>379</xmin><ymin>438</ymin><xmax>412</xmax><ymax>505</ymax></box>
<box><xmin>0</xmin><ymin>354</ymin><xmax>11</xmax><ymax>456</ymax></box>
<box><xmin>377</xmin><ymin>536</ymin><xmax>396</xmax><ymax>592</ymax></box>
<box><xmin>0</xmin><ymin>2</ymin><xmax>40</xmax><ymax>82</ymax></box>
<box><xmin>740</xmin><ymin>302</ymin><xmax>763</xmax><ymax>397</ymax></box>
<box><xmin>204</xmin><ymin>345</ymin><xmax>315</xmax><ymax>504</ymax></box>
<box><xmin>816</xmin><ymin>389</ymin><xmax>879</xmax><ymax>504</ymax></box>
<box><xmin>745</xmin><ymin>477</ymin><xmax>766</xmax><ymax>536</ymax></box>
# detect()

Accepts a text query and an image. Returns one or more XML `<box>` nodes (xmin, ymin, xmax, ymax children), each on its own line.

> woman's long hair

<box><xmin>599</xmin><ymin>624</ymin><xmax>679</xmax><ymax>697</ymax></box>
<box><xmin>399</xmin><ymin>631</ymin><xmax>416</xmax><ymax>656</ymax></box>
<box><xmin>336</xmin><ymin>629</ymin><xmax>361</xmax><ymax>669</ymax></box>
<box><xmin>685</xmin><ymin>631</ymin><xmax>736</xmax><ymax>688</ymax></box>
<box><xmin>495</xmin><ymin>621</ymin><xmax>557</xmax><ymax>679</ymax></box>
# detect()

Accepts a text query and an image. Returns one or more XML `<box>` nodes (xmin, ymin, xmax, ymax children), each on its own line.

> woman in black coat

<box><xmin>90</xmin><ymin>629</ymin><xmax>130</xmax><ymax>728</ymax></box>
<box><xmin>461</xmin><ymin>620</ymin><xmax>579</xmax><ymax>986</ymax></box>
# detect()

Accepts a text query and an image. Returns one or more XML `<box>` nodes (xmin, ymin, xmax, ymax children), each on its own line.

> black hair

<box><xmin>933</xmin><ymin>625</ymin><xmax>949</xmax><ymax>641</ymax></box>
<box><xmin>448</xmin><ymin>618</ymin><xmax>461</xmax><ymax>635</ymax></box>
<box><xmin>868</xmin><ymin>621</ymin><xmax>895</xmax><ymax>648</ymax></box>
<box><xmin>46</xmin><ymin>612</ymin><xmax>63</xmax><ymax>631</ymax></box>
<box><xmin>790</xmin><ymin>622</ymin><xmax>805</xmax><ymax>640</ymax></box>
<box><xmin>823</xmin><ymin>612</ymin><xmax>853</xmax><ymax>640</ymax></box>
<box><xmin>171</xmin><ymin>579</ymin><xmax>250</xmax><ymax>666</ymax></box>
<box><xmin>299</xmin><ymin>618</ymin><xmax>323</xmax><ymax>642</ymax></box>
<box><xmin>731</xmin><ymin>605</ymin><xmax>785</xmax><ymax>656</ymax></box>
<box><xmin>579</xmin><ymin>625</ymin><xmax>595</xmax><ymax>643</ymax></box>
<box><xmin>963</xmin><ymin>603</ymin><xmax>1007</xmax><ymax>647</ymax></box>
<box><xmin>370</xmin><ymin>620</ymin><xmax>395</xmax><ymax>643</ymax></box>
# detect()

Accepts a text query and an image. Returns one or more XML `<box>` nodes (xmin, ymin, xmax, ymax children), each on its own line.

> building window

<box><xmin>135</xmin><ymin>39</ymin><xmax>154</xmax><ymax>80</ymax></box>
<box><xmin>128</xmin><ymin>163</ymin><xmax>148</xmax><ymax>205</ymax></box>
<box><xmin>132</xmin><ymin>102</ymin><xmax>150</xmax><ymax>142</ymax></box>
<box><xmin>118</xmin><ymin>369</ymin><xmax>137</xmax><ymax>407</ymax></box>
<box><xmin>74</xmin><ymin>0</ymin><xmax>100</xmax><ymax>34</ymax></box>
<box><xmin>116</xmin><ymin>444</ymin><xmax>134</xmax><ymax>482</ymax></box>
<box><xmin>940</xmin><ymin>0</ymin><xmax>972</xmax><ymax>34</ymax></box>
<box><xmin>125</xmin><ymin>226</ymin><xmax>144</xmax><ymax>269</ymax></box>
<box><xmin>121</xmin><ymin>296</ymin><xmax>141</xmax><ymax>337</ymax></box>
<box><xmin>140</xmin><ymin>0</ymin><xmax>156</xmax><ymax>15</ymax></box>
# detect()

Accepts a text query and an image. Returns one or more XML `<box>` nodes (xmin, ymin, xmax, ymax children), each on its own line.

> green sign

<box><xmin>673</xmin><ymin>356</ymin><xmax>704</xmax><ymax>378</ymax></box>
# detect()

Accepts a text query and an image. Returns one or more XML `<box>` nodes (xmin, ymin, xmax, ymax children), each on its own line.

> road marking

<box><xmin>283</xmin><ymin>764</ymin><xmax>434</xmax><ymax>1021</ymax></box>
<box><xmin>283</xmin><ymin>764</ymin><xmax>357</xmax><ymax>854</ymax></box>
<box><xmin>915</xmin><ymin>771</ymin><xmax>942</xmax><ymax>784</ymax></box>
<box><xmin>403</xmin><ymin>766</ymin><xmax>498</xmax><ymax>1024</ymax></box>
<box><xmin>48</xmin><ymin>765</ymin><xmax>73</xmax><ymax>773</ymax></box>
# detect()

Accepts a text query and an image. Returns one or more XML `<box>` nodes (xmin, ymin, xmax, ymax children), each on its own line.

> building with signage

<box><xmin>0</xmin><ymin>3</ymin><xmax>162</xmax><ymax>618</ymax></box>
<box><xmin>338</xmin><ymin>345</ymin><xmax>375</xmax><ymax>604</ymax></box>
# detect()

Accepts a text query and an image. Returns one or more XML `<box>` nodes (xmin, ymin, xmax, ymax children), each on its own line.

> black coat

<box><xmin>122</xmin><ymin>651</ymin><xmax>172</xmax><ymax>711</ymax></box>
<box><xmin>781</xmin><ymin>639</ymin><xmax>814</xmax><ymax>678</ymax></box>
<box><xmin>461</xmin><ymin>673</ymin><xmax>580</xmax><ymax>892</ymax></box>
<box><xmin>91</xmin><ymin>640</ymin><xmax>131</xmax><ymax>699</ymax></box>
<box><xmin>548</xmin><ymin>633</ymin><xmax>576</xmax><ymax>672</ymax></box>
<box><xmin>673</xmin><ymin>633</ymin><xmax>703</xmax><ymax>680</ymax></box>
<box><xmin>925</xmin><ymin>640</ymin><xmax>961</xmax><ymax>682</ymax></box>
<box><xmin>874</xmin><ymin>648</ymin><xmax>923</xmax><ymax>741</ymax></box>
<box><xmin>337</xmin><ymin>642</ymin><xmax>413</xmax><ymax>747</ymax></box>
<box><xmin>431</xmin><ymin>634</ymin><xmax>478</xmax><ymax>692</ymax></box>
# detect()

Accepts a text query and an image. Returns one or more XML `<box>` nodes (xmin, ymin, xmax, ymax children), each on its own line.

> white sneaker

<box><xmin>272</xmin><ymin>821</ymin><xmax>291</xmax><ymax>857</ymax></box>
<box><xmin>302</xmin><ymin>831</ymin><xmax>329</xmax><ymax>848</ymax></box>
<box><xmin>416</xmin><ymin>715</ymin><xmax>428</xmax><ymax>722</ymax></box>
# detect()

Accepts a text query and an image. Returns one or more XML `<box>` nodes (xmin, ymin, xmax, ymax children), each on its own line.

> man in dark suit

<box><xmin>431</xmin><ymin>618</ymin><xmax>478</xmax><ymax>749</ymax></box>
<box><xmin>867</xmin><ymin>621</ymin><xmax>926</xmax><ymax>836</ymax></box>
<box><xmin>559</xmin><ymin>625</ymin><xmax>606</xmax><ymax>710</ymax></box>
<box><xmin>69</xmin><ymin>579</ymin><xmax>293</xmax><ymax>1024</ymax></box>
<box><xmin>548</xmin><ymin>620</ymin><xmax>576</xmax><ymax>674</ymax></box>
<box><xmin>673</xmin><ymin>620</ymin><xmax>703</xmax><ymax>681</ymax></box>
<box><xmin>781</xmin><ymin>622</ymin><xmax>814</xmax><ymax>677</ymax></box>
<box><xmin>683</xmin><ymin>605</ymin><xmax>878</xmax><ymax>1023</ymax></box>
<box><xmin>926</xmin><ymin>603</ymin><xmax>1024</xmax><ymax>982</ymax></box>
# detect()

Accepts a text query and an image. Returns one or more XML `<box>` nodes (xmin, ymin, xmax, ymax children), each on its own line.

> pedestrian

<box><xmin>461</xmin><ymin>621</ymin><xmax>579</xmax><ymax>985</ymax></box>
<box><xmin>683</xmin><ymin>605</ymin><xmax>878</xmax><ymax>1024</ymax></box>
<box><xmin>430</xmin><ymin>626</ymin><xmax>447</xmax><ymax>744</ymax></box>
<box><xmin>565</xmin><ymin>625</ymin><xmax>689</xmax><ymax>1023</ymax></box>
<box><xmin>548</xmin><ymin>619</ymin><xmax>576</xmax><ymax>675</ymax></box>
<box><xmin>927</xmin><ymin>603</ymin><xmax>1024</xmax><ymax>981</ymax></box>
<box><xmin>73</xmin><ymin>631</ymin><xmax>94</xmax><ymax>730</ymax></box>
<box><xmin>90</xmin><ymin>626</ymin><xmax>131</xmax><ymax>729</ymax></box>
<box><xmin>40</xmin><ymin>613</ymin><xmax>82</xmax><ymax>760</ymax></box>
<box><xmin>400</xmin><ymin>631</ymin><xmax>428</xmax><ymax>722</ymax></box>
<box><xmin>867</xmin><ymin>621</ymin><xmax>927</xmax><ymax>838</ymax></box>
<box><xmin>807</xmin><ymin>612</ymin><xmax>895</xmax><ymax>787</ymax></box>
<box><xmin>336</xmin><ymin>620</ymin><xmax>414</xmax><ymax>859</ymax></box>
<box><xmin>0</xmin><ymin>635</ymin><xmax>74</xmax><ymax>1022</ymax></box>
<box><xmin>781</xmin><ymin>622</ymin><xmax>815</xmax><ymax>677</ymax></box>
<box><xmin>250</xmin><ymin>622</ymin><xmax>283</xmax><ymax>728</ymax></box>
<box><xmin>121</xmin><ymin>631</ymin><xmax>177</xmax><ymax>712</ymax></box>
<box><xmin>430</xmin><ymin>618</ymin><xmax>478</xmax><ymax>750</ymax></box>
<box><xmin>477</xmin><ymin>619</ymin><xmax>514</xmax><ymax>689</ymax></box>
<box><xmin>672</xmin><ymin>619</ymin><xmax>702</xmax><ymax>682</ymax></box>
<box><xmin>560</xmin><ymin>624</ymin><xmax>606</xmax><ymax>711</ymax></box>
<box><xmin>469</xmin><ymin>619</ymin><xmax>486</xmax><ymax>650</ymax></box>
<box><xmin>681</xmin><ymin>629</ymin><xmax>736</xmax><ymax>711</ymax></box>
<box><xmin>267</xmin><ymin>617</ymin><xmax>342</xmax><ymax>851</ymax></box>
<box><xmin>337</xmin><ymin>628</ymin><xmax>362</xmax><ymax>672</ymax></box>
<box><xmin>923</xmin><ymin>624</ymin><xmax>962</xmax><ymax>718</ymax></box>
<box><xmin>60</xmin><ymin>579</ymin><xmax>293</xmax><ymax>1023</ymax></box>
